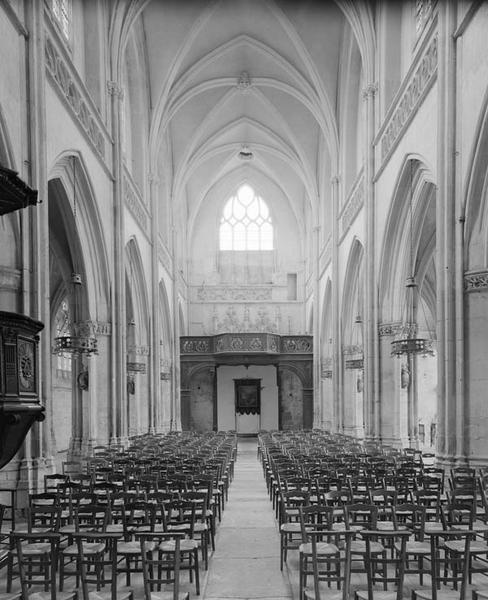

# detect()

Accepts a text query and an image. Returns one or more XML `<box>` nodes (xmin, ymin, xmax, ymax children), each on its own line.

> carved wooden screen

<box><xmin>234</xmin><ymin>379</ymin><xmax>261</xmax><ymax>415</ymax></box>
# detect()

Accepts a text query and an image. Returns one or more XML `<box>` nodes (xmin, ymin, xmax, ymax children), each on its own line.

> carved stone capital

<box><xmin>362</xmin><ymin>82</ymin><xmax>378</xmax><ymax>99</ymax></box>
<box><xmin>464</xmin><ymin>270</ymin><xmax>488</xmax><ymax>292</ymax></box>
<box><xmin>107</xmin><ymin>81</ymin><xmax>124</xmax><ymax>100</ymax></box>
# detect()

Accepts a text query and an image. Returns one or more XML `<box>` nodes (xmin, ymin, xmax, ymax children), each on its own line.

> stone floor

<box><xmin>201</xmin><ymin>437</ymin><xmax>294</xmax><ymax>600</ymax></box>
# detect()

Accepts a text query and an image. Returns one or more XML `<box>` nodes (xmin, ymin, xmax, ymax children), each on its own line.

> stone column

<box><xmin>464</xmin><ymin>273</ymin><xmax>488</xmax><ymax>466</ymax></box>
<box><xmin>20</xmin><ymin>0</ymin><xmax>53</xmax><ymax>493</ymax></box>
<box><xmin>377</xmin><ymin>323</ymin><xmax>402</xmax><ymax>447</ymax></box>
<box><xmin>107</xmin><ymin>80</ymin><xmax>127</xmax><ymax>445</ymax></box>
<box><xmin>436</xmin><ymin>1</ymin><xmax>460</xmax><ymax>464</ymax></box>
<box><xmin>362</xmin><ymin>82</ymin><xmax>378</xmax><ymax>442</ymax></box>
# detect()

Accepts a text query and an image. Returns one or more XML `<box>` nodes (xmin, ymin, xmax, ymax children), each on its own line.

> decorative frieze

<box><xmin>180</xmin><ymin>334</ymin><xmax>313</xmax><ymax>355</ymax></box>
<box><xmin>215</xmin><ymin>333</ymin><xmax>280</xmax><ymax>354</ymax></box>
<box><xmin>124</xmin><ymin>172</ymin><xmax>149</xmax><ymax>236</ymax></box>
<box><xmin>464</xmin><ymin>270</ymin><xmax>488</xmax><ymax>292</ymax></box>
<box><xmin>180</xmin><ymin>338</ymin><xmax>211</xmax><ymax>354</ymax></box>
<box><xmin>196</xmin><ymin>286</ymin><xmax>273</xmax><ymax>302</ymax></box>
<box><xmin>340</xmin><ymin>173</ymin><xmax>364</xmax><ymax>238</ymax></box>
<box><xmin>281</xmin><ymin>336</ymin><xmax>313</xmax><ymax>353</ymax></box>
<box><xmin>377</xmin><ymin>32</ymin><xmax>438</xmax><ymax>170</ymax></box>
<box><xmin>44</xmin><ymin>35</ymin><xmax>108</xmax><ymax>162</ymax></box>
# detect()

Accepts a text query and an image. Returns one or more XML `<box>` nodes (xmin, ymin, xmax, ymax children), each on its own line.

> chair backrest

<box><xmin>27</xmin><ymin>504</ymin><xmax>61</xmax><ymax>532</ymax></box>
<box><xmin>427</xmin><ymin>529</ymin><xmax>475</xmax><ymax>600</ymax></box>
<box><xmin>307</xmin><ymin>529</ymin><xmax>354</xmax><ymax>600</ymax></box>
<box><xmin>394</xmin><ymin>503</ymin><xmax>426</xmax><ymax>539</ymax></box>
<box><xmin>12</xmin><ymin>531</ymin><xmax>61</xmax><ymax>600</ymax></box>
<box><xmin>138</xmin><ymin>532</ymin><xmax>185</xmax><ymax>600</ymax></box>
<box><xmin>362</xmin><ymin>530</ymin><xmax>411</xmax><ymax>600</ymax></box>
<box><xmin>74</xmin><ymin>503</ymin><xmax>109</xmax><ymax>531</ymax></box>
<box><xmin>73</xmin><ymin>531</ymin><xmax>117</xmax><ymax>600</ymax></box>
<box><xmin>344</xmin><ymin>503</ymin><xmax>378</xmax><ymax>531</ymax></box>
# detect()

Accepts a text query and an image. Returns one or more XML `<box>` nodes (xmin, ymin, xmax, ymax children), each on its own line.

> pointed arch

<box><xmin>125</xmin><ymin>237</ymin><xmax>150</xmax><ymax>347</ymax></box>
<box><xmin>341</xmin><ymin>238</ymin><xmax>365</xmax><ymax>344</ymax></box>
<box><xmin>378</xmin><ymin>156</ymin><xmax>436</xmax><ymax>325</ymax></box>
<box><xmin>48</xmin><ymin>152</ymin><xmax>111</xmax><ymax>320</ymax></box>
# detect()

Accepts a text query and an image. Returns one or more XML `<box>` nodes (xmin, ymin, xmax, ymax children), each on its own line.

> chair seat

<box><xmin>413</xmin><ymin>590</ymin><xmax>461</xmax><ymax>600</ymax></box>
<box><xmin>118</xmin><ymin>540</ymin><xmax>156</xmax><ymax>554</ymax></box>
<box><xmin>20</xmin><ymin>542</ymin><xmax>52</xmax><ymax>556</ymax></box>
<box><xmin>0</xmin><ymin>594</ymin><xmax>21</xmax><ymax>600</ymax></box>
<box><xmin>474</xmin><ymin>591</ymin><xmax>488</xmax><ymax>599</ymax></box>
<box><xmin>27</xmin><ymin>592</ymin><xmax>77</xmax><ymax>600</ymax></box>
<box><xmin>58</xmin><ymin>525</ymin><xmax>77</xmax><ymax>534</ymax></box>
<box><xmin>105</xmin><ymin>524</ymin><xmax>124</xmax><ymax>533</ymax></box>
<box><xmin>281</xmin><ymin>522</ymin><xmax>302</xmax><ymax>533</ymax></box>
<box><xmin>148</xmin><ymin>593</ymin><xmax>189</xmax><ymax>600</ymax></box>
<box><xmin>351</xmin><ymin>540</ymin><xmax>384</xmax><ymax>554</ymax></box>
<box><xmin>398</xmin><ymin>541</ymin><xmax>430</xmax><ymax>554</ymax></box>
<box><xmin>85</xmin><ymin>588</ymin><xmax>133</xmax><ymax>600</ymax></box>
<box><xmin>63</xmin><ymin>542</ymin><xmax>106</xmax><ymax>556</ymax></box>
<box><xmin>193</xmin><ymin>522</ymin><xmax>208</xmax><ymax>533</ymax></box>
<box><xmin>356</xmin><ymin>591</ymin><xmax>399</xmax><ymax>600</ymax></box>
<box><xmin>305</xmin><ymin>590</ymin><xmax>343</xmax><ymax>600</ymax></box>
<box><xmin>159</xmin><ymin>539</ymin><xmax>199</xmax><ymax>552</ymax></box>
<box><xmin>299</xmin><ymin>542</ymin><xmax>339</xmax><ymax>555</ymax></box>
<box><xmin>445</xmin><ymin>540</ymin><xmax>488</xmax><ymax>553</ymax></box>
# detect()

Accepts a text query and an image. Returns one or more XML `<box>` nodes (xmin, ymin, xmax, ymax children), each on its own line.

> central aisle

<box><xmin>202</xmin><ymin>437</ymin><xmax>294</xmax><ymax>600</ymax></box>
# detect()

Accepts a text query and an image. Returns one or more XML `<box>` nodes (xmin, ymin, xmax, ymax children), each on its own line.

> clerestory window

<box><xmin>219</xmin><ymin>185</ymin><xmax>273</xmax><ymax>251</ymax></box>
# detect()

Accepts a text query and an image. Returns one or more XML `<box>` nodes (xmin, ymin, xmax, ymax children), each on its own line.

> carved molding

<box><xmin>378</xmin><ymin>322</ymin><xmax>418</xmax><ymax>337</ymax></box>
<box><xmin>377</xmin><ymin>33</ymin><xmax>437</xmax><ymax>169</ymax></box>
<box><xmin>464</xmin><ymin>270</ymin><xmax>488</xmax><ymax>291</ymax></box>
<box><xmin>196</xmin><ymin>286</ymin><xmax>273</xmax><ymax>302</ymax></box>
<box><xmin>127</xmin><ymin>345</ymin><xmax>150</xmax><ymax>356</ymax></box>
<box><xmin>75</xmin><ymin>321</ymin><xmax>111</xmax><ymax>336</ymax></box>
<box><xmin>158</xmin><ymin>240</ymin><xmax>172</xmax><ymax>273</ymax></box>
<box><xmin>281</xmin><ymin>336</ymin><xmax>313</xmax><ymax>353</ymax></box>
<box><xmin>124</xmin><ymin>171</ymin><xmax>149</xmax><ymax>236</ymax></box>
<box><xmin>107</xmin><ymin>81</ymin><xmax>124</xmax><ymax>100</ymax></box>
<box><xmin>0</xmin><ymin>267</ymin><xmax>21</xmax><ymax>291</ymax></box>
<box><xmin>44</xmin><ymin>35</ymin><xmax>107</xmax><ymax>161</ymax></box>
<box><xmin>340</xmin><ymin>173</ymin><xmax>364</xmax><ymax>237</ymax></box>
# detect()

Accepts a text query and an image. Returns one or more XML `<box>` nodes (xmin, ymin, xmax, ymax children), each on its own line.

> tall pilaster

<box><xmin>436</xmin><ymin>1</ymin><xmax>460</xmax><ymax>464</ymax></box>
<box><xmin>312</xmin><ymin>223</ymin><xmax>321</xmax><ymax>428</ymax></box>
<box><xmin>331</xmin><ymin>175</ymin><xmax>341</xmax><ymax>432</ymax></box>
<box><xmin>107</xmin><ymin>80</ymin><xmax>127</xmax><ymax>444</ymax></box>
<box><xmin>362</xmin><ymin>82</ymin><xmax>378</xmax><ymax>442</ymax></box>
<box><xmin>149</xmin><ymin>173</ymin><xmax>161</xmax><ymax>433</ymax></box>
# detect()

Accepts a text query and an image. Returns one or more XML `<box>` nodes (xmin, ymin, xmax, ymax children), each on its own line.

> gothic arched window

<box><xmin>219</xmin><ymin>185</ymin><xmax>273</xmax><ymax>251</ymax></box>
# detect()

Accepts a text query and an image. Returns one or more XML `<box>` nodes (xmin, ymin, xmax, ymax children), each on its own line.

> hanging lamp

<box><xmin>53</xmin><ymin>157</ymin><xmax>98</xmax><ymax>356</ymax></box>
<box><xmin>345</xmin><ymin>314</ymin><xmax>364</xmax><ymax>369</ymax></box>
<box><xmin>391</xmin><ymin>161</ymin><xmax>434</xmax><ymax>358</ymax></box>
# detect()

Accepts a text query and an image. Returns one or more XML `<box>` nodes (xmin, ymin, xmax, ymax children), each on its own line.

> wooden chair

<box><xmin>72</xmin><ymin>532</ymin><xmax>133</xmax><ymax>600</ymax></box>
<box><xmin>354</xmin><ymin>529</ymin><xmax>411</xmax><ymax>598</ymax></box>
<box><xmin>302</xmin><ymin>529</ymin><xmax>354</xmax><ymax>600</ymax></box>
<box><xmin>412</xmin><ymin>529</ymin><xmax>476</xmax><ymax>600</ymax></box>
<box><xmin>138</xmin><ymin>532</ymin><xmax>189</xmax><ymax>600</ymax></box>
<box><xmin>12</xmin><ymin>531</ymin><xmax>78</xmax><ymax>600</ymax></box>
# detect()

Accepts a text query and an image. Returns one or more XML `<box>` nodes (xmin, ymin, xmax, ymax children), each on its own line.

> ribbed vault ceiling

<box><xmin>134</xmin><ymin>0</ymin><xmax>363</xmax><ymax>230</ymax></box>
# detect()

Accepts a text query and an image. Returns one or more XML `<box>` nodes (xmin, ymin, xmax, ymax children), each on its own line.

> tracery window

<box><xmin>219</xmin><ymin>185</ymin><xmax>273</xmax><ymax>251</ymax></box>
<box><xmin>52</xmin><ymin>0</ymin><xmax>71</xmax><ymax>40</ymax></box>
<box><xmin>54</xmin><ymin>298</ymin><xmax>72</xmax><ymax>375</ymax></box>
